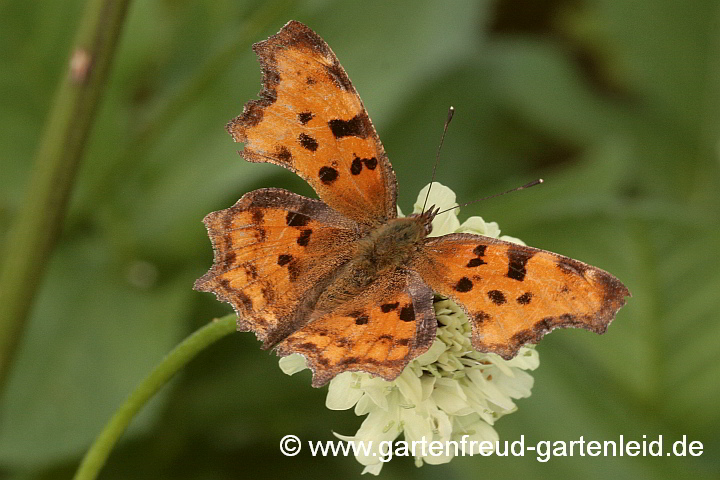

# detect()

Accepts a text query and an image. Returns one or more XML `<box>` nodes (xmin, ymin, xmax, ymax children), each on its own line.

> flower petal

<box><xmin>413</xmin><ymin>339</ymin><xmax>445</xmax><ymax>366</ymax></box>
<box><xmin>361</xmin><ymin>378</ymin><xmax>391</xmax><ymax>411</ymax></box>
<box><xmin>458</xmin><ymin>216</ymin><xmax>500</xmax><ymax>237</ymax></box>
<box><xmin>506</xmin><ymin>347</ymin><xmax>540</xmax><ymax>370</ymax></box>
<box><xmin>326</xmin><ymin>373</ymin><xmax>364</xmax><ymax>410</ymax></box>
<box><xmin>278</xmin><ymin>353</ymin><xmax>307</xmax><ymax>375</ymax></box>
<box><xmin>413</xmin><ymin>182</ymin><xmax>460</xmax><ymax>236</ymax></box>
<box><xmin>395</xmin><ymin>369</ymin><xmax>423</xmax><ymax>406</ymax></box>
<box><xmin>499</xmin><ymin>234</ymin><xmax>525</xmax><ymax>246</ymax></box>
<box><xmin>413</xmin><ymin>182</ymin><xmax>457</xmax><ymax>214</ymax></box>
<box><xmin>452</xmin><ymin>414</ymin><xmax>499</xmax><ymax>454</ymax></box>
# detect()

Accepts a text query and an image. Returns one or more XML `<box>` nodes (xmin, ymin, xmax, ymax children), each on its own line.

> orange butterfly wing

<box><xmin>194</xmin><ymin>188</ymin><xmax>362</xmax><ymax>347</ymax></box>
<box><xmin>227</xmin><ymin>20</ymin><xmax>397</xmax><ymax>226</ymax></box>
<box><xmin>413</xmin><ymin>233</ymin><xmax>630</xmax><ymax>359</ymax></box>
<box><xmin>276</xmin><ymin>272</ymin><xmax>436</xmax><ymax>386</ymax></box>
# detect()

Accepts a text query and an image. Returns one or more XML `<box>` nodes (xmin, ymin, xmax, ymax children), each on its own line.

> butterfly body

<box><xmin>313</xmin><ymin>211</ymin><xmax>434</xmax><ymax>315</ymax></box>
<box><xmin>195</xmin><ymin>21</ymin><xmax>630</xmax><ymax>387</ymax></box>
<box><xmin>356</xmin><ymin>214</ymin><xmax>432</xmax><ymax>271</ymax></box>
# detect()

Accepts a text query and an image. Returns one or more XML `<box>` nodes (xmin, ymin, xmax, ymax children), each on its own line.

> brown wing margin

<box><xmin>414</xmin><ymin>233</ymin><xmax>630</xmax><ymax>359</ymax></box>
<box><xmin>226</xmin><ymin>20</ymin><xmax>397</xmax><ymax>226</ymax></box>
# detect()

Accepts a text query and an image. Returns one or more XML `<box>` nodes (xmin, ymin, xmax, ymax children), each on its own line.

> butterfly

<box><xmin>195</xmin><ymin>20</ymin><xmax>630</xmax><ymax>387</ymax></box>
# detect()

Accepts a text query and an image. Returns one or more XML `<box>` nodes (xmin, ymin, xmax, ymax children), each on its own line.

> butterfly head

<box><xmin>408</xmin><ymin>205</ymin><xmax>440</xmax><ymax>236</ymax></box>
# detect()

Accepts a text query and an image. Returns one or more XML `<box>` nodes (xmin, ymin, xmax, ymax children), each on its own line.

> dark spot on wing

<box><xmin>467</xmin><ymin>244</ymin><xmax>488</xmax><ymax>267</ymax></box>
<box><xmin>507</xmin><ymin>249</ymin><xmax>534</xmax><ymax>281</ymax></box>
<box><xmin>475</xmin><ymin>311</ymin><xmax>491</xmax><ymax>324</ymax></box>
<box><xmin>298</xmin><ymin>133</ymin><xmax>318</xmax><ymax>151</ymax></box>
<box><xmin>277</xmin><ymin>254</ymin><xmax>292</xmax><ymax>266</ymax></box>
<box><xmin>287</xmin><ymin>262</ymin><xmax>300</xmax><ymax>282</ymax></box>
<box><xmin>363</xmin><ymin>157</ymin><xmax>377</xmax><ymax>169</ymax></box>
<box><xmin>381</xmin><ymin>302</ymin><xmax>399</xmax><ymax>313</ymax></box>
<box><xmin>298</xmin><ymin>111</ymin><xmax>314</xmax><ymax>124</ymax></box>
<box><xmin>396</xmin><ymin>338</ymin><xmax>410</xmax><ymax>346</ymax></box>
<box><xmin>455</xmin><ymin>277</ymin><xmax>474</xmax><ymax>292</ymax></box>
<box><xmin>399</xmin><ymin>304</ymin><xmax>415</xmax><ymax>322</ymax></box>
<box><xmin>319</xmin><ymin>166</ymin><xmax>339</xmax><ymax>184</ymax></box>
<box><xmin>253</xmin><ymin>227</ymin><xmax>266</xmax><ymax>243</ymax></box>
<box><xmin>467</xmin><ymin>258</ymin><xmax>486</xmax><ymax>267</ymax></box>
<box><xmin>306</xmin><ymin>76</ymin><xmax>316</xmax><ymax>85</ymax></box>
<box><xmin>487</xmin><ymin>289</ymin><xmax>507</xmax><ymax>305</ymax></box>
<box><xmin>350</xmin><ymin>156</ymin><xmax>377</xmax><ymax>175</ymax></box>
<box><xmin>516</xmin><ymin>292</ymin><xmax>533</xmax><ymax>305</ymax></box>
<box><xmin>297</xmin><ymin>229</ymin><xmax>312</xmax><ymax>246</ymax></box>
<box><xmin>328</xmin><ymin>113</ymin><xmax>370</xmax><ymax>139</ymax></box>
<box><xmin>350</xmin><ymin>157</ymin><xmax>362</xmax><ymax>175</ymax></box>
<box><xmin>286</xmin><ymin>211</ymin><xmax>311</xmax><ymax>227</ymax></box>
<box><xmin>275</xmin><ymin>145</ymin><xmax>292</xmax><ymax>164</ymax></box>
<box><xmin>251</xmin><ymin>209</ymin><xmax>264</xmax><ymax>225</ymax></box>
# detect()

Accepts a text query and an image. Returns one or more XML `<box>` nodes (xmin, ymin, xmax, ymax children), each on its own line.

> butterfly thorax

<box><xmin>312</xmin><ymin>216</ymin><xmax>430</xmax><ymax>316</ymax></box>
<box><xmin>358</xmin><ymin>216</ymin><xmax>429</xmax><ymax>270</ymax></box>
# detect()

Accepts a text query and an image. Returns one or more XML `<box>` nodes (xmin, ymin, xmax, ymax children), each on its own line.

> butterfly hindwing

<box><xmin>227</xmin><ymin>20</ymin><xmax>397</xmax><ymax>226</ymax></box>
<box><xmin>276</xmin><ymin>271</ymin><xmax>436</xmax><ymax>386</ymax></box>
<box><xmin>413</xmin><ymin>233</ymin><xmax>630</xmax><ymax>359</ymax></box>
<box><xmin>194</xmin><ymin>188</ymin><xmax>362</xmax><ymax>347</ymax></box>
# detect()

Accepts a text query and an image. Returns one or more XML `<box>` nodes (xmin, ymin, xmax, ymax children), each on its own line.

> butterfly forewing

<box><xmin>226</xmin><ymin>20</ymin><xmax>397</xmax><ymax>226</ymax></box>
<box><xmin>413</xmin><ymin>234</ymin><xmax>630</xmax><ymax>359</ymax></box>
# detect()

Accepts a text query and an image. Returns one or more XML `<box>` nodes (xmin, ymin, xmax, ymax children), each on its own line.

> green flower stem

<box><xmin>73</xmin><ymin>314</ymin><xmax>237</xmax><ymax>480</ymax></box>
<box><xmin>0</xmin><ymin>0</ymin><xmax>132</xmax><ymax>391</ymax></box>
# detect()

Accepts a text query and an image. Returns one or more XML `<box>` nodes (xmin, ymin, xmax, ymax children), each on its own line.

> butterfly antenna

<box><xmin>436</xmin><ymin>178</ymin><xmax>544</xmax><ymax>215</ymax></box>
<box><xmin>422</xmin><ymin>106</ymin><xmax>455</xmax><ymax>214</ymax></box>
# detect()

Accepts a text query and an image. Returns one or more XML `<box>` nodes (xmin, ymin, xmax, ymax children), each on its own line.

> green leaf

<box><xmin>0</xmin><ymin>236</ymin><xmax>190</xmax><ymax>466</ymax></box>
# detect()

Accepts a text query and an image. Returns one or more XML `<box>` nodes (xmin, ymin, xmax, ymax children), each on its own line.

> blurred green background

<box><xmin>1</xmin><ymin>0</ymin><xmax>719</xmax><ymax>478</ymax></box>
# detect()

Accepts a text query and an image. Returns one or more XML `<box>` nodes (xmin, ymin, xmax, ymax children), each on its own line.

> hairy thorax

<box><xmin>313</xmin><ymin>216</ymin><xmax>429</xmax><ymax>314</ymax></box>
